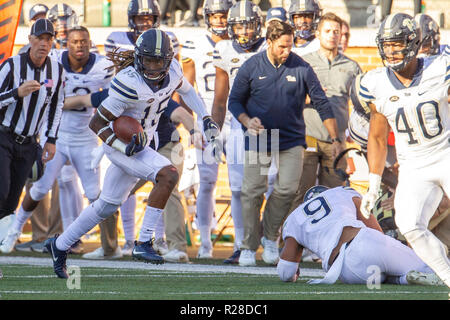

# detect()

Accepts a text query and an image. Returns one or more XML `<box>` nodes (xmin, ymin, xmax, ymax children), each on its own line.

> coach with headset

<box><xmin>0</xmin><ymin>19</ymin><xmax>64</xmax><ymax>241</ymax></box>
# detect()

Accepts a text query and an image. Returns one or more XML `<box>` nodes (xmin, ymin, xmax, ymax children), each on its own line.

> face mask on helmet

<box><xmin>291</xmin><ymin>13</ymin><xmax>316</xmax><ymax>40</ymax></box>
<box><xmin>54</xmin><ymin>14</ymin><xmax>78</xmax><ymax>48</ymax></box>
<box><xmin>376</xmin><ymin>14</ymin><xmax>420</xmax><ymax>72</ymax></box>
<box><xmin>206</xmin><ymin>12</ymin><xmax>228</xmax><ymax>36</ymax></box>
<box><xmin>132</xmin><ymin>14</ymin><xmax>158</xmax><ymax>36</ymax></box>
<box><xmin>229</xmin><ymin>21</ymin><xmax>260</xmax><ymax>49</ymax></box>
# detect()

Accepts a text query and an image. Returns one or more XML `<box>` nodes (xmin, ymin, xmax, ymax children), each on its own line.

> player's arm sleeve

<box><xmin>175</xmin><ymin>77</ymin><xmax>209</xmax><ymax>119</ymax></box>
<box><xmin>0</xmin><ymin>59</ymin><xmax>18</xmax><ymax>107</ymax></box>
<box><xmin>228</xmin><ymin>63</ymin><xmax>251</xmax><ymax>120</ymax></box>
<box><xmin>304</xmin><ymin>65</ymin><xmax>335</xmax><ymax>121</ymax></box>
<box><xmin>45</xmin><ymin>67</ymin><xmax>65</xmax><ymax>144</ymax></box>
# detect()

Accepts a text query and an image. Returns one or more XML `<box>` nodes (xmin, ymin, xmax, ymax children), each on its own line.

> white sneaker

<box><xmin>163</xmin><ymin>249</ymin><xmax>189</xmax><ymax>262</ymax></box>
<box><xmin>0</xmin><ymin>214</ymin><xmax>15</xmax><ymax>244</ymax></box>
<box><xmin>261</xmin><ymin>236</ymin><xmax>279</xmax><ymax>265</ymax></box>
<box><xmin>239</xmin><ymin>249</ymin><xmax>256</xmax><ymax>266</ymax></box>
<box><xmin>406</xmin><ymin>271</ymin><xmax>445</xmax><ymax>286</ymax></box>
<box><xmin>197</xmin><ymin>245</ymin><xmax>213</xmax><ymax>259</ymax></box>
<box><xmin>301</xmin><ymin>248</ymin><xmax>322</xmax><ymax>263</ymax></box>
<box><xmin>122</xmin><ymin>240</ymin><xmax>134</xmax><ymax>256</ymax></box>
<box><xmin>0</xmin><ymin>230</ymin><xmax>21</xmax><ymax>253</ymax></box>
<box><xmin>82</xmin><ymin>246</ymin><xmax>123</xmax><ymax>259</ymax></box>
<box><xmin>153</xmin><ymin>238</ymin><xmax>169</xmax><ymax>256</ymax></box>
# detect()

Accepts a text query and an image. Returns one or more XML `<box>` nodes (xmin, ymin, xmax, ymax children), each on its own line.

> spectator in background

<box><xmin>177</xmin><ymin>0</ymin><xmax>202</xmax><ymax>27</ymax></box>
<box><xmin>291</xmin><ymin>12</ymin><xmax>361</xmax><ymax>210</ymax></box>
<box><xmin>339</xmin><ymin>19</ymin><xmax>350</xmax><ymax>53</ymax></box>
<box><xmin>228</xmin><ymin>20</ymin><xmax>341</xmax><ymax>267</ymax></box>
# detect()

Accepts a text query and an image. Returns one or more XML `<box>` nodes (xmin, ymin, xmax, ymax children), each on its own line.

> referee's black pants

<box><xmin>0</xmin><ymin>130</ymin><xmax>38</xmax><ymax>220</ymax></box>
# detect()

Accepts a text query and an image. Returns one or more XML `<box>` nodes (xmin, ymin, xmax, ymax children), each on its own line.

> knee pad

<box><xmin>93</xmin><ymin>198</ymin><xmax>119</xmax><ymax>219</ymax></box>
<box><xmin>29</xmin><ymin>185</ymin><xmax>48</xmax><ymax>202</ymax></box>
<box><xmin>59</xmin><ymin>165</ymin><xmax>77</xmax><ymax>183</ymax></box>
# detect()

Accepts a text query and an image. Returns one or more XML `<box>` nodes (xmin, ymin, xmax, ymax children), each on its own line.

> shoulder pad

<box><xmin>109</xmin><ymin>67</ymin><xmax>139</xmax><ymax>101</ymax></box>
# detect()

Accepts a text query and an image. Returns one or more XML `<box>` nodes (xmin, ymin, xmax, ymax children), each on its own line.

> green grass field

<box><xmin>0</xmin><ymin>253</ymin><xmax>448</xmax><ymax>301</ymax></box>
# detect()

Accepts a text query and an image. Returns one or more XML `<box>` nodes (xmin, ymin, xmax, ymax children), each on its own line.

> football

<box><xmin>113</xmin><ymin>116</ymin><xmax>143</xmax><ymax>144</ymax></box>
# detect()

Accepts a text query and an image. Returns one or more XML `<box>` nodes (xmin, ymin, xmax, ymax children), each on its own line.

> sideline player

<box><xmin>0</xmin><ymin>26</ymin><xmax>113</xmax><ymax>253</ymax></box>
<box><xmin>181</xmin><ymin>0</ymin><xmax>233</xmax><ymax>259</ymax></box>
<box><xmin>211</xmin><ymin>0</ymin><xmax>267</xmax><ymax>263</ymax></box>
<box><xmin>45</xmin><ymin>29</ymin><xmax>220</xmax><ymax>278</ymax></box>
<box><xmin>288</xmin><ymin>0</ymin><xmax>322</xmax><ymax>56</ymax></box>
<box><xmin>277</xmin><ymin>185</ymin><xmax>445</xmax><ymax>286</ymax></box>
<box><xmin>359</xmin><ymin>13</ymin><xmax>450</xmax><ymax>287</ymax></box>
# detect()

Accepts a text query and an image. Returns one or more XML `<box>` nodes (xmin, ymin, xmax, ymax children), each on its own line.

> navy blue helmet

<box><xmin>134</xmin><ymin>29</ymin><xmax>173</xmax><ymax>83</ymax></box>
<box><xmin>203</xmin><ymin>0</ymin><xmax>234</xmax><ymax>36</ymax></box>
<box><xmin>376</xmin><ymin>13</ymin><xmax>421</xmax><ymax>72</ymax></box>
<box><xmin>128</xmin><ymin>0</ymin><xmax>161</xmax><ymax>36</ymax></box>
<box><xmin>288</xmin><ymin>0</ymin><xmax>322</xmax><ymax>40</ymax></box>
<box><xmin>414</xmin><ymin>13</ymin><xmax>440</xmax><ymax>56</ymax></box>
<box><xmin>304</xmin><ymin>185</ymin><xmax>329</xmax><ymax>202</ymax></box>
<box><xmin>227</xmin><ymin>0</ymin><xmax>263</xmax><ymax>50</ymax></box>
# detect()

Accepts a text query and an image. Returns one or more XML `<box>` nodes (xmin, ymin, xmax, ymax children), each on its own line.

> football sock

<box><xmin>11</xmin><ymin>206</ymin><xmax>32</xmax><ymax>233</ymax></box>
<box><xmin>138</xmin><ymin>206</ymin><xmax>163</xmax><ymax>243</ymax></box>
<box><xmin>231</xmin><ymin>191</ymin><xmax>244</xmax><ymax>251</ymax></box>
<box><xmin>120</xmin><ymin>194</ymin><xmax>136</xmax><ymax>242</ymax></box>
<box><xmin>196</xmin><ymin>181</ymin><xmax>215</xmax><ymax>228</ymax></box>
<box><xmin>199</xmin><ymin>225</ymin><xmax>212</xmax><ymax>249</ymax></box>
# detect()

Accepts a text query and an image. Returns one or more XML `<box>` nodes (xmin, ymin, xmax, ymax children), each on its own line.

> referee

<box><xmin>0</xmin><ymin>19</ymin><xmax>64</xmax><ymax>228</ymax></box>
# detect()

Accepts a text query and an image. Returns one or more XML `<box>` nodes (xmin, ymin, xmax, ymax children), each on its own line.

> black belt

<box><xmin>0</xmin><ymin>125</ymin><xmax>36</xmax><ymax>145</ymax></box>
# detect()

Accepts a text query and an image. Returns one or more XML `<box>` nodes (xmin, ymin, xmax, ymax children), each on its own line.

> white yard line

<box><xmin>0</xmin><ymin>256</ymin><xmax>325</xmax><ymax>277</ymax></box>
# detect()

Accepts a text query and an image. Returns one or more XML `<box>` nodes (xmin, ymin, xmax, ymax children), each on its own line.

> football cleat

<box><xmin>406</xmin><ymin>271</ymin><xmax>445</xmax><ymax>286</ymax></box>
<box><xmin>0</xmin><ymin>230</ymin><xmax>21</xmax><ymax>253</ymax></box>
<box><xmin>132</xmin><ymin>240</ymin><xmax>164</xmax><ymax>264</ymax></box>
<box><xmin>223</xmin><ymin>250</ymin><xmax>241</xmax><ymax>265</ymax></box>
<box><xmin>44</xmin><ymin>236</ymin><xmax>69</xmax><ymax>279</ymax></box>
<box><xmin>163</xmin><ymin>249</ymin><xmax>189</xmax><ymax>263</ymax></box>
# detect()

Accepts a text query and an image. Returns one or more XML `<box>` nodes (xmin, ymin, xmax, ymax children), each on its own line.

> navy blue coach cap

<box><xmin>266</xmin><ymin>7</ymin><xmax>287</xmax><ymax>23</ymax></box>
<box><xmin>30</xmin><ymin>18</ymin><xmax>55</xmax><ymax>36</ymax></box>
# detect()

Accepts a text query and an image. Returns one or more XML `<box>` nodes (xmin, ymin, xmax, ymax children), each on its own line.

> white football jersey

<box><xmin>291</xmin><ymin>37</ymin><xmax>320</xmax><ymax>57</ymax></box>
<box><xmin>213</xmin><ymin>38</ymin><xmax>267</xmax><ymax>88</ymax></box>
<box><xmin>105</xmin><ymin>30</ymin><xmax>180</xmax><ymax>56</ymax></box>
<box><xmin>182</xmin><ymin>35</ymin><xmax>219</xmax><ymax>112</ymax></box>
<box><xmin>102</xmin><ymin>58</ymin><xmax>184</xmax><ymax>143</ymax></box>
<box><xmin>58</xmin><ymin>52</ymin><xmax>114</xmax><ymax>146</ymax></box>
<box><xmin>359</xmin><ymin>55</ymin><xmax>450</xmax><ymax>168</ymax></box>
<box><xmin>282</xmin><ymin>186</ymin><xmax>365</xmax><ymax>272</ymax></box>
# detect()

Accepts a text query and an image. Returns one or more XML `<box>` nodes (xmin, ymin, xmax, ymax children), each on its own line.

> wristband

<box><xmin>111</xmin><ymin>137</ymin><xmax>127</xmax><ymax>154</ymax></box>
<box><xmin>368</xmin><ymin>173</ymin><xmax>382</xmax><ymax>193</ymax></box>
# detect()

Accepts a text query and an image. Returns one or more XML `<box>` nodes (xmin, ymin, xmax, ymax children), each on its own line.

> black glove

<box><xmin>202</xmin><ymin>116</ymin><xmax>220</xmax><ymax>143</ymax></box>
<box><xmin>125</xmin><ymin>131</ymin><xmax>148</xmax><ymax>156</ymax></box>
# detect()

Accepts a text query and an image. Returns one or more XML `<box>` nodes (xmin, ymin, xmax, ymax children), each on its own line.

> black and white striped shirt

<box><xmin>0</xmin><ymin>50</ymin><xmax>64</xmax><ymax>143</ymax></box>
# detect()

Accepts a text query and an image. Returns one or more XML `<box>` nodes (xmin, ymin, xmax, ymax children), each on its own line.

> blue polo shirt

<box><xmin>228</xmin><ymin>51</ymin><xmax>335</xmax><ymax>152</ymax></box>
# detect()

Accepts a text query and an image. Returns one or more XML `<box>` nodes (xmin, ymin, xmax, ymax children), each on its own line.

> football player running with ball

<box><xmin>45</xmin><ymin>29</ymin><xmax>220</xmax><ymax>279</ymax></box>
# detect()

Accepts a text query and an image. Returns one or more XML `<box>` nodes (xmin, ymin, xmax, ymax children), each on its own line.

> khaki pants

<box><xmin>30</xmin><ymin>182</ymin><xmax>63</xmax><ymax>242</ymax></box>
<box><xmin>290</xmin><ymin>139</ymin><xmax>345</xmax><ymax>212</ymax></box>
<box><xmin>241</xmin><ymin>145</ymin><xmax>304</xmax><ymax>251</ymax></box>
<box><xmin>158</xmin><ymin>141</ymin><xmax>187</xmax><ymax>252</ymax></box>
